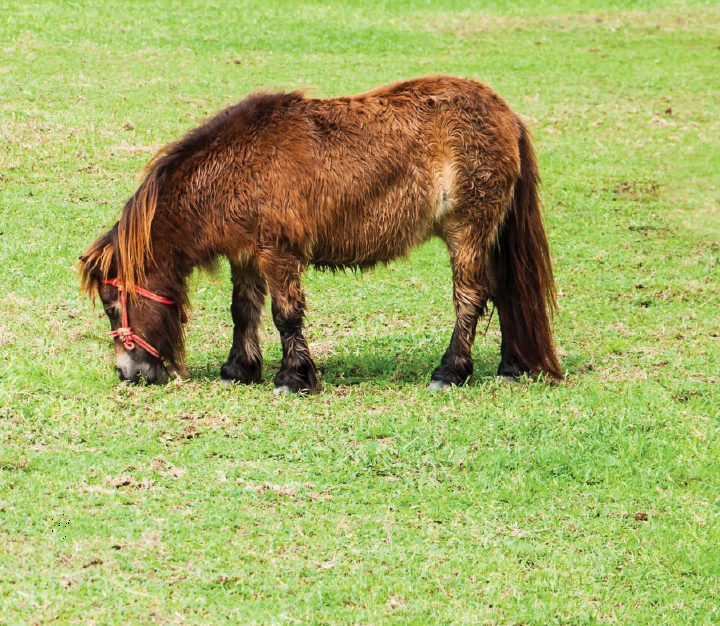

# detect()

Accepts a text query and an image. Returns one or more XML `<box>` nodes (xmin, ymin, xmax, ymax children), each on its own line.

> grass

<box><xmin>1</xmin><ymin>0</ymin><xmax>719</xmax><ymax>624</ymax></box>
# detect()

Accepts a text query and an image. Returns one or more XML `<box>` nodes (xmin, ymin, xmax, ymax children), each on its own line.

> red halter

<box><xmin>101</xmin><ymin>278</ymin><xmax>184</xmax><ymax>360</ymax></box>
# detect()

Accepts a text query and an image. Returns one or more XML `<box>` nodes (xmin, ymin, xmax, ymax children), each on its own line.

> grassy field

<box><xmin>1</xmin><ymin>0</ymin><xmax>719</xmax><ymax>624</ymax></box>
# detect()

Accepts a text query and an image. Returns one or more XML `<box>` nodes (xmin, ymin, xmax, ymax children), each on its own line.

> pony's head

<box><xmin>78</xmin><ymin>106</ymin><xmax>241</xmax><ymax>383</ymax></box>
<box><xmin>78</xmin><ymin>185</ymin><xmax>187</xmax><ymax>384</ymax></box>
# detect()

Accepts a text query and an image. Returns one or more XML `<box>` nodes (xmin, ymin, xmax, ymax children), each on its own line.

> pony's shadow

<box><xmin>188</xmin><ymin>333</ymin><xmax>591</xmax><ymax>387</ymax></box>
<box><xmin>188</xmin><ymin>332</ymin><xmax>502</xmax><ymax>388</ymax></box>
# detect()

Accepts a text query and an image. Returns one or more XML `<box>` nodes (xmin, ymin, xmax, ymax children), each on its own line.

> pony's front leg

<box><xmin>259</xmin><ymin>253</ymin><xmax>318</xmax><ymax>394</ymax></box>
<box><xmin>220</xmin><ymin>260</ymin><xmax>266</xmax><ymax>384</ymax></box>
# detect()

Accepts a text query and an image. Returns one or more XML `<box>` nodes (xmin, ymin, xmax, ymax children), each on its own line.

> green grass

<box><xmin>1</xmin><ymin>0</ymin><xmax>719</xmax><ymax>624</ymax></box>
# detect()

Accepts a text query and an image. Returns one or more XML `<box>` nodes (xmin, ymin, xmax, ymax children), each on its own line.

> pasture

<box><xmin>1</xmin><ymin>0</ymin><xmax>718</xmax><ymax>624</ymax></box>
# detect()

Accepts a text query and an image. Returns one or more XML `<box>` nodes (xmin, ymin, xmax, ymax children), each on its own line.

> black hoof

<box><xmin>496</xmin><ymin>357</ymin><xmax>525</xmax><ymax>379</ymax></box>
<box><xmin>220</xmin><ymin>359</ymin><xmax>262</xmax><ymax>385</ymax></box>
<box><xmin>273</xmin><ymin>366</ymin><xmax>318</xmax><ymax>394</ymax></box>
<box><xmin>430</xmin><ymin>358</ymin><xmax>473</xmax><ymax>388</ymax></box>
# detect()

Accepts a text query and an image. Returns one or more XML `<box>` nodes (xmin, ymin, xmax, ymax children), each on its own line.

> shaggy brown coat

<box><xmin>80</xmin><ymin>75</ymin><xmax>561</xmax><ymax>390</ymax></box>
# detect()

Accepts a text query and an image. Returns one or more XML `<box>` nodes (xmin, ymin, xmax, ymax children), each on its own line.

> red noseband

<box><xmin>101</xmin><ymin>278</ymin><xmax>186</xmax><ymax>361</ymax></box>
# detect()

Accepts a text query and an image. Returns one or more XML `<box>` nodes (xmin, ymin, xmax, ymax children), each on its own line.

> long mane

<box><xmin>81</xmin><ymin>91</ymin><xmax>306</xmax><ymax>297</ymax></box>
<box><xmin>77</xmin><ymin>151</ymin><xmax>173</xmax><ymax>297</ymax></box>
<box><xmin>78</xmin><ymin>126</ymin><xmax>220</xmax><ymax>295</ymax></box>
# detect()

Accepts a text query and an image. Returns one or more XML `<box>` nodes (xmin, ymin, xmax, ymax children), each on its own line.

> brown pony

<box><xmin>79</xmin><ymin>75</ymin><xmax>561</xmax><ymax>392</ymax></box>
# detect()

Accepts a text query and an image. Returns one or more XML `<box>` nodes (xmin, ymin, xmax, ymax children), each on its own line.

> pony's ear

<box><xmin>77</xmin><ymin>227</ymin><xmax>118</xmax><ymax>297</ymax></box>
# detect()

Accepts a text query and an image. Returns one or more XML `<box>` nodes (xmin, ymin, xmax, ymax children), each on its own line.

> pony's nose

<box><xmin>116</xmin><ymin>351</ymin><xmax>142</xmax><ymax>383</ymax></box>
<box><xmin>117</xmin><ymin>366</ymin><xmax>141</xmax><ymax>383</ymax></box>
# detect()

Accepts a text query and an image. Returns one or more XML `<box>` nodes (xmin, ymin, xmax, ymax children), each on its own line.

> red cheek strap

<box><xmin>101</xmin><ymin>279</ymin><xmax>185</xmax><ymax>360</ymax></box>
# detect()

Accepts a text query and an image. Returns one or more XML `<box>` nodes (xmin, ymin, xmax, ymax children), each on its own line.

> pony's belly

<box><xmin>309</xmin><ymin>207</ymin><xmax>433</xmax><ymax>269</ymax></box>
<box><xmin>306</xmin><ymin>163</ymin><xmax>442</xmax><ymax>268</ymax></box>
<box><xmin>310</xmin><ymin>233</ymin><xmax>413</xmax><ymax>269</ymax></box>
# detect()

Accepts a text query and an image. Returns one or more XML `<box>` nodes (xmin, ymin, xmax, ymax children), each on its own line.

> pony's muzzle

<box><xmin>116</xmin><ymin>349</ymin><xmax>169</xmax><ymax>385</ymax></box>
<box><xmin>117</xmin><ymin>366</ymin><xmax>141</xmax><ymax>384</ymax></box>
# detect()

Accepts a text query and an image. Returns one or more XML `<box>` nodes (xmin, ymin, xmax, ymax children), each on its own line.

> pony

<box><xmin>78</xmin><ymin>75</ymin><xmax>561</xmax><ymax>392</ymax></box>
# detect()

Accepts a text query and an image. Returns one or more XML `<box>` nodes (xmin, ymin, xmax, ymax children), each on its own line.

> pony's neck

<box><xmin>142</xmin><ymin>226</ymin><xmax>194</xmax><ymax>301</ymax></box>
<box><xmin>141</xmin><ymin>199</ymin><xmax>223</xmax><ymax>306</ymax></box>
<box><xmin>151</xmin><ymin>174</ymin><xmax>252</xmax><ymax>277</ymax></box>
<box><xmin>122</xmin><ymin>144</ymin><xmax>251</xmax><ymax>295</ymax></box>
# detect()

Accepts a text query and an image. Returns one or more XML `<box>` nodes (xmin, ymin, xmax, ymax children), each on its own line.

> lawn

<box><xmin>1</xmin><ymin>0</ymin><xmax>719</xmax><ymax>624</ymax></box>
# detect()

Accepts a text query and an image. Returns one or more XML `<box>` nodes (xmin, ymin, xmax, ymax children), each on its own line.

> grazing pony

<box><xmin>79</xmin><ymin>76</ymin><xmax>561</xmax><ymax>392</ymax></box>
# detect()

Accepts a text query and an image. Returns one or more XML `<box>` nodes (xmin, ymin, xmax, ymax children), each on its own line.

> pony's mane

<box><xmin>82</xmin><ymin>91</ymin><xmax>306</xmax><ymax>297</ymax></box>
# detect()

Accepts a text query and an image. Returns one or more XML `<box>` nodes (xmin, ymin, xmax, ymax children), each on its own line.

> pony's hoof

<box><xmin>273</xmin><ymin>385</ymin><xmax>291</xmax><ymax>395</ymax></box>
<box><xmin>496</xmin><ymin>375</ymin><xmax>521</xmax><ymax>384</ymax></box>
<box><xmin>220</xmin><ymin>377</ymin><xmax>236</xmax><ymax>385</ymax></box>
<box><xmin>428</xmin><ymin>380</ymin><xmax>450</xmax><ymax>391</ymax></box>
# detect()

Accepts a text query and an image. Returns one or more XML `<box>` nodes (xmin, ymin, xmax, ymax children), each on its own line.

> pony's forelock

<box><xmin>77</xmin><ymin>231</ymin><xmax>116</xmax><ymax>299</ymax></box>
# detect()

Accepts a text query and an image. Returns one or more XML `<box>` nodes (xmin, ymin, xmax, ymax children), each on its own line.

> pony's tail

<box><xmin>494</xmin><ymin>120</ymin><xmax>562</xmax><ymax>379</ymax></box>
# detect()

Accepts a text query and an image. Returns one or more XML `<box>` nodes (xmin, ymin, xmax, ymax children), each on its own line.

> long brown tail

<box><xmin>494</xmin><ymin>120</ymin><xmax>562</xmax><ymax>379</ymax></box>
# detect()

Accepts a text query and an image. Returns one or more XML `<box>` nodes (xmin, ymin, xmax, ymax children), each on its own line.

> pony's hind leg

<box><xmin>220</xmin><ymin>260</ymin><xmax>267</xmax><ymax>384</ymax></box>
<box><xmin>429</xmin><ymin>243</ymin><xmax>489</xmax><ymax>389</ymax></box>
<box><xmin>257</xmin><ymin>251</ymin><xmax>318</xmax><ymax>394</ymax></box>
